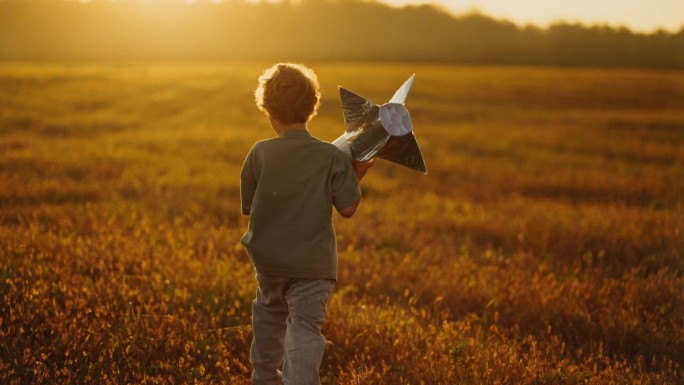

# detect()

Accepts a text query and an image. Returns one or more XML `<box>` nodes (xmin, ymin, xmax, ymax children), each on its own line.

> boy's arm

<box><xmin>240</xmin><ymin>149</ymin><xmax>257</xmax><ymax>216</ymax></box>
<box><xmin>353</xmin><ymin>159</ymin><xmax>374</xmax><ymax>180</ymax></box>
<box><xmin>335</xmin><ymin>159</ymin><xmax>374</xmax><ymax>218</ymax></box>
<box><xmin>337</xmin><ymin>199</ymin><xmax>359</xmax><ymax>218</ymax></box>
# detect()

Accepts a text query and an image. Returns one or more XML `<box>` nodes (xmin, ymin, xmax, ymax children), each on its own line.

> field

<box><xmin>1</xmin><ymin>62</ymin><xmax>683</xmax><ymax>384</ymax></box>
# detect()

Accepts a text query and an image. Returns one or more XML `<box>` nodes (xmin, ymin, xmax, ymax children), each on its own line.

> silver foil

<box><xmin>332</xmin><ymin>75</ymin><xmax>427</xmax><ymax>174</ymax></box>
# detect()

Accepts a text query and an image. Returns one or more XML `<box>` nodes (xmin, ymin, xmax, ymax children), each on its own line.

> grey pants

<box><xmin>251</xmin><ymin>272</ymin><xmax>335</xmax><ymax>385</ymax></box>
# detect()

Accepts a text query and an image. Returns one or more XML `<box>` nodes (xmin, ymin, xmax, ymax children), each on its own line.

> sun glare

<box><xmin>381</xmin><ymin>0</ymin><xmax>684</xmax><ymax>32</ymax></box>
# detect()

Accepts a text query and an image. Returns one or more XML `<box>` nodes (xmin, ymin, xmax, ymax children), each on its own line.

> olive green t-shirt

<box><xmin>240</xmin><ymin>129</ymin><xmax>361</xmax><ymax>280</ymax></box>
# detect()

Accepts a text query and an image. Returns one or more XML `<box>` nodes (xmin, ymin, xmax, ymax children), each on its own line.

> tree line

<box><xmin>1</xmin><ymin>0</ymin><xmax>683</xmax><ymax>68</ymax></box>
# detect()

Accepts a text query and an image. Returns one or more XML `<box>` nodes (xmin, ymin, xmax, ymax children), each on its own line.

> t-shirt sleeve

<box><xmin>331</xmin><ymin>150</ymin><xmax>361</xmax><ymax>211</ymax></box>
<box><xmin>240</xmin><ymin>146</ymin><xmax>258</xmax><ymax>216</ymax></box>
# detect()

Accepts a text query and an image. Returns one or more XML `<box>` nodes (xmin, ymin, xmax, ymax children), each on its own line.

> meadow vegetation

<box><xmin>1</xmin><ymin>62</ymin><xmax>683</xmax><ymax>384</ymax></box>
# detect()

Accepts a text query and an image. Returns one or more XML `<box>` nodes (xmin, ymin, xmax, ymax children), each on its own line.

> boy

<box><xmin>240</xmin><ymin>63</ymin><xmax>373</xmax><ymax>385</ymax></box>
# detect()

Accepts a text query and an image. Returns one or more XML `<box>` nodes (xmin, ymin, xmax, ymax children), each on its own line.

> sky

<box><xmin>381</xmin><ymin>0</ymin><xmax>684</xmax><ymax>32</ymax></box>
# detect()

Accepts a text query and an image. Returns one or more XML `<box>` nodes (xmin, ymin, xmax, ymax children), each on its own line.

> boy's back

<box><xmin>240</xmin><ymin>129</ymin><xmax>360</xmax><ymax>280</ymax></box>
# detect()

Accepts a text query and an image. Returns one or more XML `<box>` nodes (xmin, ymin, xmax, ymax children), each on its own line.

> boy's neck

<box><xmin>269</xmin><ymin>117</ymin><xmax>308</xmax><ymax>136</ymax></box>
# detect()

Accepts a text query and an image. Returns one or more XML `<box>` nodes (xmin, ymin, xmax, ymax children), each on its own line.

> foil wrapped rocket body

<box><xmin>332</xmin><ymin>74</ymin><xmax>427</xmax><ymax>174</ymax></box>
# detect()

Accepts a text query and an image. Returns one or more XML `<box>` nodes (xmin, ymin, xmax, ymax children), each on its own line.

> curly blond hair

<box><xmin>255</xmin><ymin>63</ymin><xmax>321</xmax><ymax>124</ymax></box>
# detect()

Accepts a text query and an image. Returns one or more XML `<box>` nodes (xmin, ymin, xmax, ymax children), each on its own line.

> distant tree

<box><xmin>0</xmin><ymin>0</ymin><xmax>681</xmax><ymax>68</ymax></box>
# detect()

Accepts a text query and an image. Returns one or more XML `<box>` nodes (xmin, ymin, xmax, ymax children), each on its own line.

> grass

<box><xmin>1</xmin><ymin>62</ymin><xmax>683</xmax><ymax>384</ymax></box>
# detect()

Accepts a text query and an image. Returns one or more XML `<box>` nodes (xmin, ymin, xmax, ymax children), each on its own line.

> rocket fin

<box><xmin>389</xmin><ymin>74</ymin><xmax>416</xmax><ymax>104</ymax></box>
<box><xmin>375</xmin><ymin>132</ymin><xmax>427</xmax><ymax>174</ymax></box>
<box><xmin>339</xmin><ymin>87</ymin><xmax>377</xmax><ymax>133</ymax></box>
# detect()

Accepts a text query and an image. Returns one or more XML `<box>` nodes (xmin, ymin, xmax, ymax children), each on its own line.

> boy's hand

<box><xmin>353</xmin><ymin>159</ymin><xmax>374</xmax><ymax>181</ymax></box>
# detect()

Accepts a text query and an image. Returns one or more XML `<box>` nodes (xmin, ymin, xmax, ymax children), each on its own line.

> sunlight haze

<box><xmin>381</xmin><ymin>0</ymin><xmax>684</xmax><ymax>32</ymax></box>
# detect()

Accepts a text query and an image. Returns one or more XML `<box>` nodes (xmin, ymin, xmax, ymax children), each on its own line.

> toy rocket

<box><xmin>332</xmin><ymin>74</ymin><xmax>427</xmax><ymax>174</ymax></box>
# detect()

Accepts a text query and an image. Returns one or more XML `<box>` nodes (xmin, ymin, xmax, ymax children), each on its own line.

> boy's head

<box><xmin>255</xmin><ymin>63</ymin><xmax>321</xmax><ymax>125</ymax></box>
